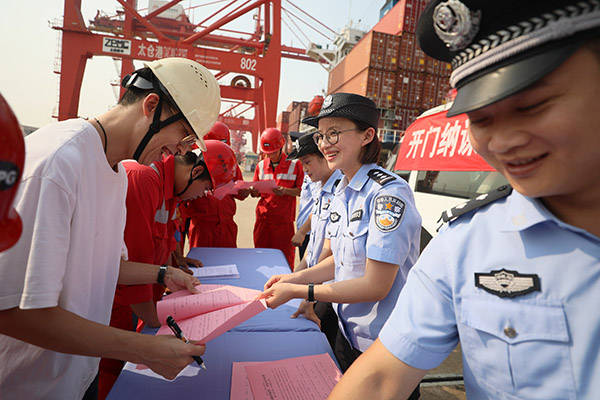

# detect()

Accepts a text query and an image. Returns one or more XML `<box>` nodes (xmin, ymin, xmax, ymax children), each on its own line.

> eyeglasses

<box><xmin>313</xmin><ymin>128</ymin><xmax>358</xmax><ymax>145</ymax></box>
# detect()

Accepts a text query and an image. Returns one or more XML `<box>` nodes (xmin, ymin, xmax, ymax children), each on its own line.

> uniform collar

<box><xmin>345</xmin><ymin>163</ymin><xmax>376</xmax><ymax>192</ymax></box>
<box><xmin>321</xmin><ymin>169</ymin><xmax>343</xmax><ymax>194</ymax></box>
<box><xmin>268</xmin><ymin>153</ymin><xmax>289</xmax><ymax>170</ymax></box>
<box><xmin>500</xmin><ymin>191</ymin><xmax>597</xmax><ymax>239</ymax></box>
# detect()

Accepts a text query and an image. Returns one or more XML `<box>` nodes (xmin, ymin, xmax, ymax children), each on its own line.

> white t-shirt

<box><xmin>0</xmin><ymin>119</ymin><xmax>128</xmax><ymax>399</ymax></box>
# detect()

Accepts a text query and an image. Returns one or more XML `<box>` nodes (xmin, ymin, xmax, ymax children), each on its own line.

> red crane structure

<box><xmin>52</xmin><ymin>0</ymin><xmax>333</xmax><ymax>151</ymax></box>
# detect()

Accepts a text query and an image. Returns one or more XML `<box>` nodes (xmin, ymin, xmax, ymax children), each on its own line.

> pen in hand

<box><xmin>166</xmin><ymin>315</ymin><xmax>207</xmax><ymax>370</ymax></box>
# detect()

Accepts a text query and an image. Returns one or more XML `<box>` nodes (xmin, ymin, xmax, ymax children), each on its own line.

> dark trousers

<box><xmin>334</xmin><ymin>330</ymin><xmax>421</xmax><ymax>399</ymax></box>
<box><xmin>82</xmin><ymin>372</ymin><xmax>99</xmax><ymax>400</ymax></box>
<box><xmin>298</xmin><ymin>233</ymin><xmax>310</xmax><ymax>260</ymax></box>
<box><xmin>314</xmin><ymin>301</ymin><xmax>338</xmax><ymax>350</ymax></box>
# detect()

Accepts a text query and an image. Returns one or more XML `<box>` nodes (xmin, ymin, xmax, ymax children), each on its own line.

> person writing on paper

<box><xmin>251</xmin><ymin>128</ymin><xmax>304</xmax><ymax>268</ymax></box>
<box><xmin>0</xmin><ymin>58</ymin><xmax>216</xmax><ymax>399</ymax></box>
<box><xmin>330</xmin><ymin>2</ymin><xmax>600</xmax><ymax>399</ymax></box>
<box><xmin>261</xmin><ymin>94</ymin><xmax>421</xmax><ymax>396</ymax></box>
<box><xmin>98</xmin><ymin>141</ymin><xmax>237</xmax><ymax>398</ymax></box>
<box><xmin>180</xmin><ymin>121</ymin><xmax>248</xmax><ymax>249</ymax></box>
<box><xmin>287</xmin><ymin>132</ymin><xmax>342</xmax><ymax>348</ymax></box>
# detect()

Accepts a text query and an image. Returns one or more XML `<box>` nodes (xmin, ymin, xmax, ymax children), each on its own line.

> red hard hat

<box><xmin>205</xmin><ymin>121</ymin><xmax>231</xmax><ymax>146</ymax></box>
<box><xmin>201</xmin><ymin>140</ymin><xmax>237</xmax><ymax>188</ymax></box>
<box><xmin>259</xmin><ymin>128</ymin><xmax>284</xmax><ymax>154</ymax></box>
<box><xmin>0</xmin><ymin>94</ymin><xmax>25</xmax><ymax>252</ymax></box>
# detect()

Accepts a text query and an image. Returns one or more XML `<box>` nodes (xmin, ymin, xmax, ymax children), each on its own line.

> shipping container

<box><xmin>395</xmin><ymin>107</ymin><xmax>421</xmax><ymax>131</ymax></box>
<box><xmin>380</xmin><ymin>71</ymin><xmax>397</xmax><ymax>109</ymax></box>
<box><xmin>277</xmin><ymin>111</ymin><xmax>290</xmax><ymax>133</ymax></box>
<box><xmin>287</xmin><ymin>102</ymin><xmax>308</xmax><ymax>133</ymax></box>
<box><xmin>383</xmin><ymin>35</ymin><xmax>401</xmax><ymax>71</ymax></box>
<box><xmin>328</xmin><ymin>30</ymin><xmax>402</xmax><ymax>93</ymax></box>
<box><xmin>435</xmin><ymin>76</ymin><xmax>452</xmax><ymax>105</ymax></box>
<box><xmin>372</xmin><ymin>0</ymin><xmax>425</xmax><ymax>35</ymax></box>
<box><xmin>396</xmin><ymin>70</ymin><xmax>424</xmax><ymax>109</ymax></box>
<box><xmin>421</xmin><ymin>74</ymin><xmax>435</xmax><ymax>110</ymax></box>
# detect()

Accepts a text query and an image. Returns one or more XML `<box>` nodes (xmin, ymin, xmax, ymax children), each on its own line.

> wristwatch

<box><xmin>307</xmin><ymin>283</ymin><xmax>317</xmax><ymax>303</ymax></box>
<box><xmin>157</xmin><ymin>265</ymin><xmax>168</xmax><ymax>286</ymax></box>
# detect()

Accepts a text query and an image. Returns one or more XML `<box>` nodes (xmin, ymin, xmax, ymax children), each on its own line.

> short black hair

<box><xmin>175</xmin><ymin>152</ymin><xmax>211</xmax><ymax>181</ymax></box>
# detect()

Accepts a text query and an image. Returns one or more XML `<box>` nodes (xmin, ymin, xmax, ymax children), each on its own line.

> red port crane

<box><xmin>52</xmin><ymin>0</ymin><xmax>332</xmax><ymax>151</ymax></box>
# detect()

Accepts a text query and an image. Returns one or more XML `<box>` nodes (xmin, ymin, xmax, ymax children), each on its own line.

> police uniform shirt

<box><xmin>379</xmin><ymin>190</ymin><xmax>600</xmax><ymax>399</ymax></box>
<box><xmin>297</xmin><ymin>175</ymin><xmax>316</xmax><ymax>229</ymax></box>
<box><xmin>326</xmin><ymin>164</ymin><xmax>422</xmax><ymax>352</ymax></box>
<box><xmin>305</xmin><ymin>169</ymin><xmax>343</xmax><ymax>268</ymax></box>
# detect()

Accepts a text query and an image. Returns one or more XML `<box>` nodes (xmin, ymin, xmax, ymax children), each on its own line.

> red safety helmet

<box><xmin>204</xmin><ymin>121</ymin><xmax>231</xmax><ymax>146</ymax></box>
<box><xmin>193</xmin><ymin>140</ymin><xmax>237</xmax><ymax>189</ymax></box>
<box><xmin>0</xmin><ymin>94</ymin><xmax>25</xmax><ymax>252</ymax></box>
<box><xmin>259</xmin><ymin>128</ymin><xmax>284</xmax><ymax>154</ymax></box>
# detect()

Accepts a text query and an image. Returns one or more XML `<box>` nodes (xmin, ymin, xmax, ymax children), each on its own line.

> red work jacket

<box><xmin>180</xmin><ymin>165</ymin><xmax>243</xmax><ymax>248</ymax></box>
<box><xmin>114</xmin><ymin>155</ymin><xmax>178</xmax><ymax>306</ymax></box>
<box><xmin>253</xmin><ymin>154</ymin><xmax>304</xmax><ymax>221</ymax></box>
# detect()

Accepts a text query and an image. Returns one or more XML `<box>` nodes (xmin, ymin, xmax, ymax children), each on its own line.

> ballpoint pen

<box><xmin>166</xmin><ymin>315</ymin><xmax>207</xmax><ymax>370</ymax></box>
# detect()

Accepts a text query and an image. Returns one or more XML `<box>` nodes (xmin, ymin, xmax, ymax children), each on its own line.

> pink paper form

<box><xmin>157</xmin><ymin>285</ymin><xmax>261</xmax><ymax>324</ymax></box>
<box><xmin>231</xmin><ymin>354</ymin><xmax>342</xmax><ymax>400</ymax></box>
<box><xmin>157</xmin><ymin>298</ymin><xmax>267</xmax><ymax>343</ymax></box>
<box><xmin>252</xmin><ymin>179</ymin><xmax>277</xmax><ymax>194</ymax></box>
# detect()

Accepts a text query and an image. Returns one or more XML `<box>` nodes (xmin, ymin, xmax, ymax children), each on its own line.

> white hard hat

<box><xmin>145</xmin><ymin>58</ymin><xmax>220</xmax><ymax>151</ymax></box>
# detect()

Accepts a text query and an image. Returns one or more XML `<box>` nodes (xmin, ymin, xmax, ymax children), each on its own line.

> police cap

<box><xmin>417</xmin><ymin>0</ymin><xmax>600</xmax><ymax>116</ymax></box>
<box><xmin>288</xmin><ymin>132</ymin><xmax>320</xmax><ymax>159</ymax></box>
<box><xmin>302</xmin><ymin>93</ymin><xmax>379</xmax><ymax>130</ymax></box>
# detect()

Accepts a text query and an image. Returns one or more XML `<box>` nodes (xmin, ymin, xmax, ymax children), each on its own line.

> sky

<box><xmin>0</xmin><ymin>0</ymin><xmax>382</xmax><ymax>130</ymax></box>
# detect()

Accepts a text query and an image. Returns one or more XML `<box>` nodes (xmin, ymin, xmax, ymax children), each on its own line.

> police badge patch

<box><xmin>329</xmin><ymin>212</ymin><xmax>340</xmax><ymax>223</ymax></box>
<box><xmin>475</xmin><ymin>269</ymin><xmax>541</xmax><ymax>298</ymax></box>
<box><xmin>374</xmin><ymin>195</ymin><xmax>405</xmax><ymax>232</ymax></box>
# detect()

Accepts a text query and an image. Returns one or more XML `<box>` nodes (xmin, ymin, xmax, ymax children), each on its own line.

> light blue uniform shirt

<box><xmin>379</xmin><ymin>190</ymin><xmax>600</xmax><ymax>399</ymax></box>
<box><xmin>305</xmin><ymin>169</ymin><xmax>343</xmax><ymax>268</ymax></box>
<box><xmin>326</xmin><ymin>164</ymin><xmax>421</xmax><ymax>352</ymax></box>
<box><xmin>296</xmin><ymin>175</ymin><xmax>315</xmax><ymax>229</ymax></box>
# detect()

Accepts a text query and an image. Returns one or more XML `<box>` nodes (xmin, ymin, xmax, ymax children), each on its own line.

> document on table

<box><xmin>192</xmin><ymin>264</ymin><xmax>239</xmax><ymax>279</ymax></box>
<box><xmin>157</xmin><ymin>284</ymin><xmax>261</xmax><ymax>324</ymax></box>
<box><xmin>230</xmin><ymin>353</ymin><xmax>342</xmax><ymax>400</ymax></box>
<box><xmin>156</xmin><ymin>298</ymin><xmax>267</xmax><ymax>343</ymax></box>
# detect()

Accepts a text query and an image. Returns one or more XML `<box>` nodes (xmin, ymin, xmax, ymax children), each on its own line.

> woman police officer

<box><xmin>260</xmin><ymin>94</ymin><xmax>422</xmax><ymax>384</ymax></box>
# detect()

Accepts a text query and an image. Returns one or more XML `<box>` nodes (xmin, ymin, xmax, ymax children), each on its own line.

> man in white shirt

<box><xmin>0</xmin><ymin>58</ymin><xmax>220</xmax><ymax>399</ymax></box>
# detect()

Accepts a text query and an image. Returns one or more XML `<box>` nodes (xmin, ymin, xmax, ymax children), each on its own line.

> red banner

<box><xmin>395</xmin><ymin>109</ymin><xmax>494</xmax><ymax>172</ymax></box>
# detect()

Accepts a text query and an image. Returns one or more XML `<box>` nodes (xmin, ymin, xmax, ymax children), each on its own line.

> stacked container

<box><xmin>287</xmin><ymin>102</ymin><xmax>308</xmax><ymax>133</ymax></box>
<box><xmin>327</xmin><ymin>0</ymin><xmax>453</xmax><ymax>138</ymax></box>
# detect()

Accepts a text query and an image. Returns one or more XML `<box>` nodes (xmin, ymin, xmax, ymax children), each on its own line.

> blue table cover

<box><xmin>108</xmin><ymin>331</ymin><xmax>336</xmax><ymax>399</ymax></box>
<box><xmin>187</xmin><ymin>247</ymin><xmax>319</xmax><ymax>333</ymax></box>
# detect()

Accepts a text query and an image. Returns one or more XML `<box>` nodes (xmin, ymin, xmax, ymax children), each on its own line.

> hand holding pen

<box><xmin>166</xmin><ymin>315</ymin><xmax>207</xmax><ymax>370</ymax></box>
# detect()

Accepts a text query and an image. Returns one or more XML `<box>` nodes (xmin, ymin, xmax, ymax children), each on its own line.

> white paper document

<box><xmin>193</xmin><ymin>264</ymin><xmax>240</xmax><ymax>279</ymax></box>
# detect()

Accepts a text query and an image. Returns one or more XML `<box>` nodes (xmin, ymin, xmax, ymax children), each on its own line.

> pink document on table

<box><xmin>252</xmin><ymin>179</ymin><xmax>277</xmax><ymax>194</ymax></box>
<box><xmin>157</xmin><ymin>285</ymin><xmax>261</xmax><ymax>324</ymax></box>
<box><xmin>230</xmin><ymin>361</ymin><xmax>265</xmax><ymax>400</ymax></box>
<box><xmin>156</xmin><ymin>284</ymin><xmax>265</xmax><ymax>343</ymax></box>
<box><xmin>157</xmin><ymin>298</ymin><xmax>267</xmax><ymax>343</ymax></box>
<box><xmin>231</xmin><ymin>354</ymin><xmax>342</xmax><ymax>400</ymax></box>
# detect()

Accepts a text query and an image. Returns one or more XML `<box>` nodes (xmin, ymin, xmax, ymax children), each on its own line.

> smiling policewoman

<box><xmin>260</xmin><ymin>93</ymin><xmax>422</xmax><ymax>398</ymax></box>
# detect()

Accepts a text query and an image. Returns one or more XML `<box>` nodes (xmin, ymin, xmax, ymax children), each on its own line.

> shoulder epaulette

<box><xmin>367</xmin><ymin>169</ymin><xmax>396</xmax><ymax>186</ymax></box>
<box><xmin>439</xmin><ymin>185</ymin><xmax>512</xmax><ymax>226</ymax></box>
